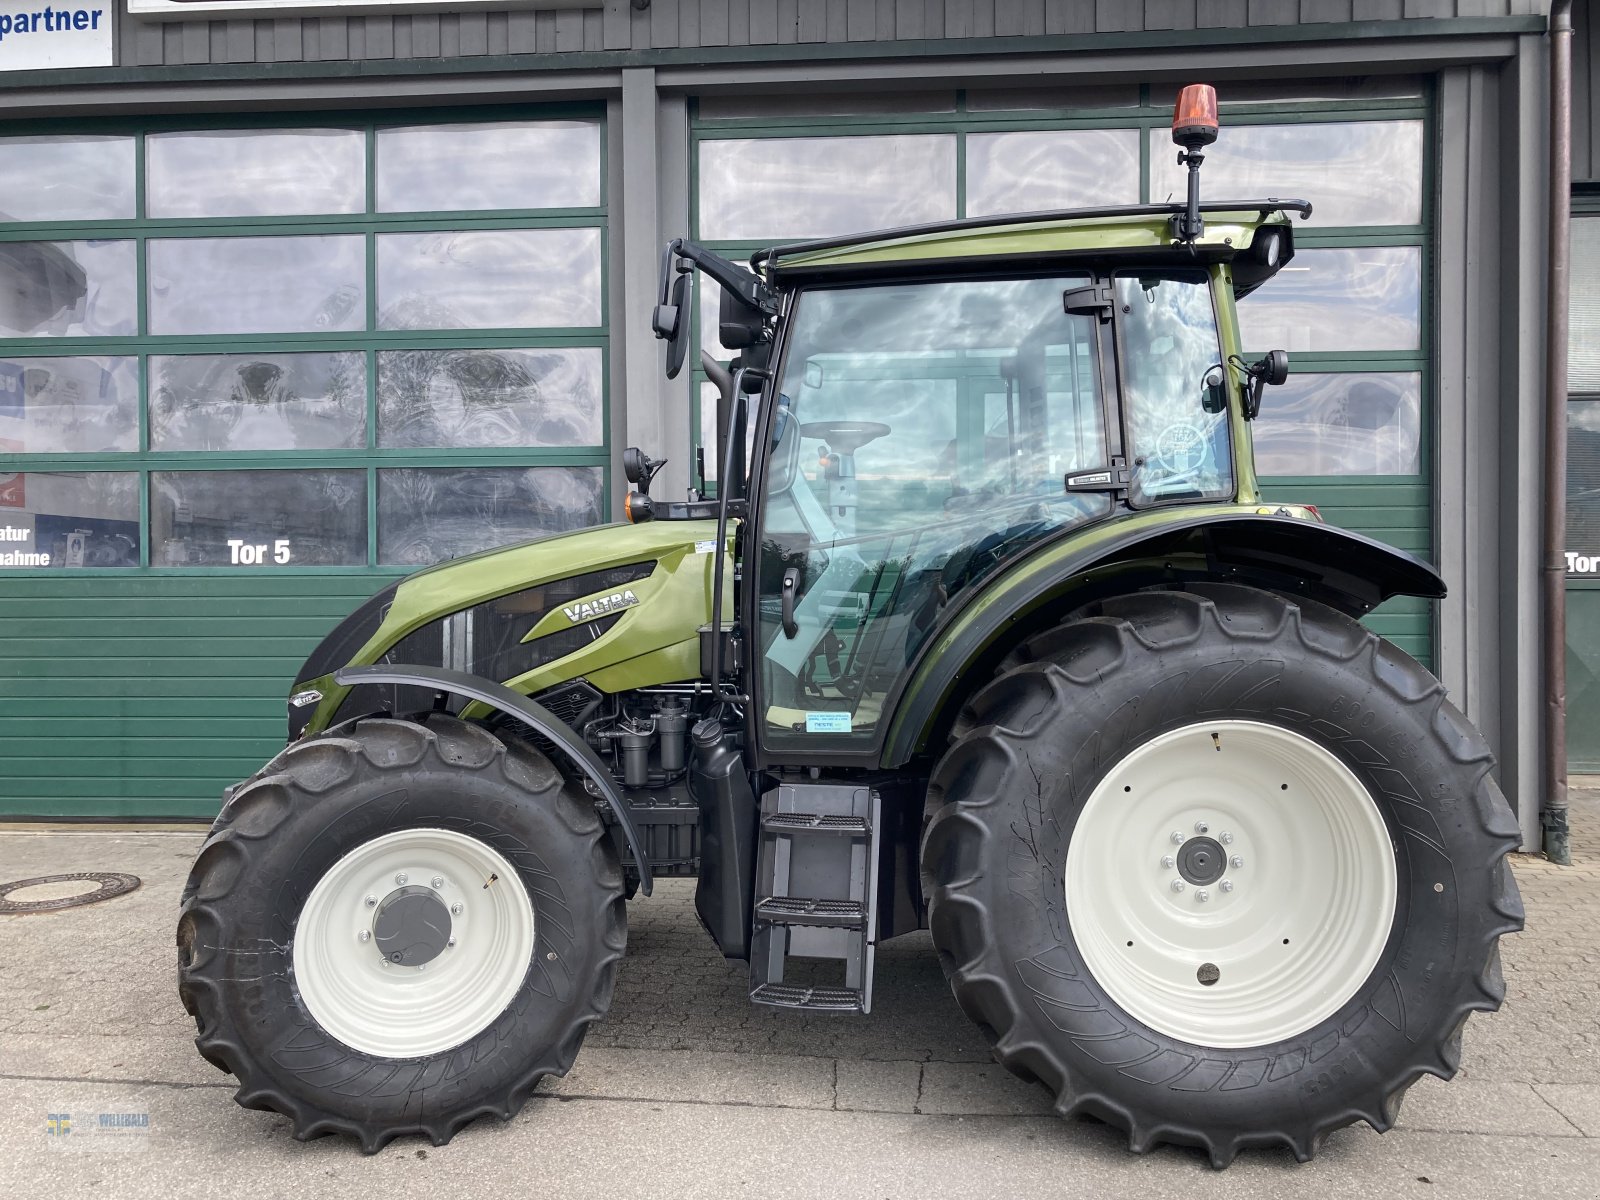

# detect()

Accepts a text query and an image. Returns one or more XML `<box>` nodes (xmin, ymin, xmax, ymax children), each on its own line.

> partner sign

<box><xmin>0</xmin><ymin>3</ymin><xmax>112</xmax><ymax>70</ymax></box>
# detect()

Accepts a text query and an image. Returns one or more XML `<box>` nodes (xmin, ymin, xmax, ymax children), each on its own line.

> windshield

<box><xmin>1115</xmin><ymin>272</ymin><xmax>1234</xmax><ymax>505</ymax></box>
<box><xmin>755</xmin><ymin>275</ymin><xmax>1113</xmax><ymax>748</ymax></box>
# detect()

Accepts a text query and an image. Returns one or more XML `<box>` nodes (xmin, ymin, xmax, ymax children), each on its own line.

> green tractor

<box><xmin>176</xmin><ymin>86</ymin><xmax>1523</xmax><ymax>1167</ymax></box>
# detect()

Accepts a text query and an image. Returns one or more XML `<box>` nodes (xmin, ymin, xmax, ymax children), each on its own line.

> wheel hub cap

<box><xmin>372</xmin><ymin>885</ymin><xmax>453</xmax><ymax>967</ymax></box>
<box><xmin>1064</xmin><ymin>720</ymin><xmax>1398</xmax><ymax>1049</ymax></box>
<box><xmin>1176</xmin><ymin>836</ymin><xmax>1226</xmax><ymax>886</ymax></box>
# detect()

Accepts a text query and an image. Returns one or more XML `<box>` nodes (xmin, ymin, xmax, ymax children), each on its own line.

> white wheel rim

<box><xmin>1065</xmin><ymin>720</ymin><xmax>1397</xmax><ymax>1049</ymax></box>
<box><xmin>293</xmin><ymin>828</ymin><xmax>535</xmax><ymax>1058</ymax></box>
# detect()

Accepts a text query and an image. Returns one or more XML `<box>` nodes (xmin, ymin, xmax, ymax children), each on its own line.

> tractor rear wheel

<box><xmin>176</xmin><ymin>714</ymin><xmax>626</xmax><ymax>1152</ymax></box>
<box><xmin>921</xmin><ymin>583</ymin><xmax>1523</xmax><ymax>1166</ymax></box>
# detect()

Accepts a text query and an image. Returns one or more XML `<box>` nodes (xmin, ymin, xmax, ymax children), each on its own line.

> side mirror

<box><xmin>656</xmin><ymin>272</ymin><xmax>691</xmax><ymax>380</ymax></box>
<box><xmin>1201</xmin><ymin>364</ymin><xmax>1228</xmax><ymax>414</ymax></box>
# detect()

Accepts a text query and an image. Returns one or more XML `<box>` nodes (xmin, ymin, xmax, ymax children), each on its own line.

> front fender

<box><xmin>333</xmin><ymin>664</ymin><xmax>652</xmax><ymax>896</ymax></box>
<box><xmin>882</xmin><ymin>511</ymin><xmax>1445</xmax><ymax>766</ymax></box>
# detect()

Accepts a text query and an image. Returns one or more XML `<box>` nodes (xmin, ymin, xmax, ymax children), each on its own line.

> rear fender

<box><xmin>882</xmin><ymin>513</ymin><xmax>1445</xmax><ymax>766</ymax></box>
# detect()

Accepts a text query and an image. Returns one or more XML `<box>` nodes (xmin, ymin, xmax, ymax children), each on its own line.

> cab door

<box><xmin>748</xmin><ymin>274</ymin><xmax>1117</xmax><ymax>761</ymax></box>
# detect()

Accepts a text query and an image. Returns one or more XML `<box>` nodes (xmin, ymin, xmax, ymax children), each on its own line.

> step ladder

<box><xmin>749</xmin><ymin>782</ymin><xmax>881</xmax><ymax>1014</ymax></box>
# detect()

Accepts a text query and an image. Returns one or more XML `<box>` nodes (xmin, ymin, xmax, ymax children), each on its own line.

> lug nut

<box><xmin>364</xmin><ymin>894</ymin><xmax>377</xmax><ymax>908</ymax></box>
<box><xmin>1170</xmin><ymin>831</ymin><xmax>1185</xmax><ymax>845</ymax></box>
<box><xmin>394</xmin><ymin>873</ymin><xmax>408</xmax><ymax>886</ymax></box>
<box><xmin>1170</xmin><ymin>879</ymin><xmax>1186</xmax><ymax>893</ymax></box>
<box><xmin>357</xmin><ymin>930</ymin><xmax>371</xmax><ymax>943</ymax></box>
<box><xmin>1220</xmin><ymin>832</ymin><xmax>1234</xmax><ymax>845</ymax></box>
<box><xmin>431</xmin><ymin>876</ymin><xmax>445</xmax><ymax>890</ymax></box>
<box><xmin>1196</xmin><ymin>890</ymin><xmax>1210</xmax><ymax>903</ymax></box>
<box><xmin>450</xmin><ymin>902</ymin><xmax>464</xmax><ymax>916</ymax></box>
<box><xmin>1231</xmin><ymin>855</ymin><xmax>1244</xmax><ymax>869</ymax></box>
<box><xmin>1161</xmin><ymin>856</ymin><xmax>1175</xmax><ymax>869</ymax></box>
<box><xmin>1220</xmin><ymin>879</ymin><xmax>1234</xmax><ymax>893</ymax></box>
<box><xmin>446</xmin><ymin>937</ymin><xmax>456</xmax><ymax>949</ymax></box>
<box><xmin>416</xmin><ymin>964</ymin><xmax>426</xmax><ymax>973</ymax></box>
<box><xmin>1194</xmin><ymin>821</ymin><xmax>1209</xmax><ymax>834</ymax></box>
<box><xmin>380</xmin><ymin>959</ymin><xmax>390</xmax><ymax>968</ymax></box>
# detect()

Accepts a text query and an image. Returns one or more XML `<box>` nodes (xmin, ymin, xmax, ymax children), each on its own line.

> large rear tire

<box><xmin>177</xmin><ymin>715</ymin><xmax>626</xmax><ymax>1152</ymax></box>
<box><xmin>921</xmin><ymin>583</ymin><xmax>1524</xmax><ymax>1166</ymax></box>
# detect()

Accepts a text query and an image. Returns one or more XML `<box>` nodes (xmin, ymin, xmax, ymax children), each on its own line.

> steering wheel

<box><xmin>799</xmin><ymin>421</ymin><xmax>891</xmax><ymax>455</ymax></box>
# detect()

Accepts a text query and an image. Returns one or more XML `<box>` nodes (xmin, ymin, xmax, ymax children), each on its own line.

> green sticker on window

<box><xmin>805</xmin><ymin>711</ymin><xmax>852</xmax><ymax>734</ymax></box>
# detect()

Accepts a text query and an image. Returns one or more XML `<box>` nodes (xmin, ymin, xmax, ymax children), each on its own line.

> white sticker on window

<box><xmin>804</xmin><ymin>711</ymin><xmax>853</xmax><ymax>734</ymax></box>
<box><xmin>694</xmin><ymin>539</ymin><xmax>718</xmax><ymax>554</ymax></box>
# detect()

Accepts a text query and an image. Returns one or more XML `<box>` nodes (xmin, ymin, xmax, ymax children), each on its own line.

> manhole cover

<box><xmin>0</xmin><ymin>872</ymin><xmax>141</xmax><ymax>914</ymax></box>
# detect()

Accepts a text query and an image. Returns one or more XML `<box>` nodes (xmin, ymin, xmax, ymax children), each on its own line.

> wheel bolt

<box><xmin>357</xmin><ymin>930</ymin><xmax>371</xmax><ymax>943</ymax></box>
<box><xmin>1170</xmin><ymin>831</ymin><xmax>1185</xmax><ymax>845</ymax></box>
<box><xmin>394</xmin><ymin>873</ymin><xmax>408</xmax><ymax>886</ymax></box>
<box><xmin>416</xmin><ymin>964</ymin><xmax>426</xmax><ymax>973</ymax></box>
<box><xmin>364</xmin><ymin>894</ymin><xmax>377</xmax><ymax>908</ymax></box>
<box><xmin>450</xmin><ymin>902</ymin><xmax>464</xmax><ymax>916</ymax></box>
<box><xmin>1220</xmin><ymin>879</ymin><xmax>1234</xmax><ymax>893</ymax></box>
<box><xmin>1170</xmin><ymin>879</ymin><xmax>1186</xmax><ymax>893</ymax></box>
<box><xmin>380</xmin><ymin>959</ymin><xmax>390</xmax><ymax>968</ymax></box>
<box><xmin>1194</xmin><ymin>821</ymin><xmax>1209</xmax><ymax>834</ymax></box>
<box><xmin>1231</xmin><ymin>855</ymin><xmax>1244</xmax><ymax>869</ymax></box>
<box><xmin>1161</xmin><ymin>855</ymin><xmax>1175</xmax><ymax>869</ymax></box>
<box><xmin>1196</xmin><ymin>890</ymin><xmax>1210</xmax><ymax>903</ymax></box>
<box><xmin>446</xmin><ymin>937</ymin><xmax>456</xmax><ymax>949</ymax></box>
<box><xmin>1220</xmin><ymin>832</ymin><xmax>1234</xmax><ymax>845</ymax></box>
<box><xmin>431</xmin><ymin>876</ymin><xmax>445</xmax><ymax>890</ymax></box>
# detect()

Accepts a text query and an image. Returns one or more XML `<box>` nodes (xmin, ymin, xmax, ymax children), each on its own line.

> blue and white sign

<box><xmin>0</xmin><ymin>4</ymin><xmax>112</xmax><ymax>71</ymax></box>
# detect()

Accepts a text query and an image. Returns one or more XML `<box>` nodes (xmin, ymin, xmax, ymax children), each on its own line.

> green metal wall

<box><xmin>0</xmin><ymin>573</ymin><xmax>402</xmax><ymax>818</ymax></box>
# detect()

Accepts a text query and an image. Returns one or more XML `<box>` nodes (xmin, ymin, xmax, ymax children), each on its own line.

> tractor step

<box><xmin>750</xmin><ymin>983</ymin><xmax>865</xmax><ymax>1012</ymax></box>
<box><xmin>755</xmin><ymin>896</ymin><xmax>866</xmax><ymax>927</ymax></box>
<box><xmin>749</xmin><ymin>782</ymin><xmax>881</xmax><ymax>1014</ymax></box>
<box><xmin>760</xmin><ymin>811</ymin><xmax>871</xmax><ymax>835</ymax></box>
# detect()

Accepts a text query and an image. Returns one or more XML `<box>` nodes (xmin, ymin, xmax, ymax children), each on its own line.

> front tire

<box><xmin>922</xmin><ymin>584</ymin><xmax>1524</xmax><ymax>1166</ymax></box>
<box><xmin>177</xmin><ymin>715</ymin><xmax>626</xmax><ymax>1152</ymax></box>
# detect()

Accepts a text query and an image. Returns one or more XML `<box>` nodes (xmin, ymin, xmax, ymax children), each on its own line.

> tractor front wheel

<box><xmin>177</xmin><ymin>715</ymin><xmax>626</xmax><ymax>1152</ymax></box>
<box><xmin>922</xmin><ymin>583</ymin><xmax>1523</xmax><ymax>1166</ymax></box>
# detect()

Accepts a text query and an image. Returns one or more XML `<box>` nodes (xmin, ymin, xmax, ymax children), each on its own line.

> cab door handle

<box><xmin>780</xmin><ymin>568</ymin><xmax>800</xmax><ymax>639</ymax></box>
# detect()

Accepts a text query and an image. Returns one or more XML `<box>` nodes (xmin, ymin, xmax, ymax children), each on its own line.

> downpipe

<box><xmin>1544</xmin><ymin>0</ymin><xmax>1573</xmax><ymax>865</ymax></box>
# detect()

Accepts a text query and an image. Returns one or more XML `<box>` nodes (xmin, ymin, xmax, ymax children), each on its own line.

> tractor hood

<box><xmin>286</xmin><ymin>519</ymin><xmax>728</xmax><ymax>739</ymax></box>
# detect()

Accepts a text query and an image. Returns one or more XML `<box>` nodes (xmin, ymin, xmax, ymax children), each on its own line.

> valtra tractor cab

<box><xmin>176</xmin><ymin>87</ymin><xmax>1522</xmax><ymax>1167</ymax></box>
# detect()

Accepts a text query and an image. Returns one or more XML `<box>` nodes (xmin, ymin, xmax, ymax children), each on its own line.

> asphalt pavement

<box><xmin>2</xmin><ymin>787</ymin><xmax>1598</xmax><ymax>1199</ymax></box>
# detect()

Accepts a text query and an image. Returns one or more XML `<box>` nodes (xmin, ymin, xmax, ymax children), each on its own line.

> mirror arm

<box><xmin>666</xmin><ymin>239</ymin><xmax>781</xmax><ymax>318</ymax></box>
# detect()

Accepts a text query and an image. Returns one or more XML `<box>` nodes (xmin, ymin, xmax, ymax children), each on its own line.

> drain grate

<box><xmin>0</xmin><ymin>872</ymin><xmax>141</xmax><ymax>914</ymax></box>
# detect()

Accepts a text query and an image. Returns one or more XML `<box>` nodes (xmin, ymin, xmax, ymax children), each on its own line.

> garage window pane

<box><xmin>378</xmin><ymin>466</ymin><xmax>604</xmax><ymax>566</ymax></box>
<box><xmin>148</xmin><ymin>236</ymin><xmax>366</xmax><ymax>335</ymax></box>
<box><xmin>966</xmin><ymin>129</ymin><xmax>1140</xmax><ymax>216</ymax></box>
<box><xmin>0</xmin><ymin>471</ymin><xmax>140</xmax><ymax>569</ymax></box>
<box><xmin>378</xmin><ymin>346</ymin><xmax>602</xmax><ymax>449</ymax></box>
<box><xmin>1238</xmin><ymin>247</ymin><xmax>1422</xmax><ymax>353</ymax></box>
<box><xmin>1253</xmin><ymin>372</ymin><xmax>1423</xmax><ymax>476</ymax></box>
<box><xmin>0</xmin><ymin>240</ymin><xmax>136</xmax><ymax>338</ymax></box>
<box><xmin>0</xmin><ymin>356</ymin><xmax>138</xmax><ymax>454</ymax></box>
<box><xmin>376</xmin><ymin>121</ymin><xmax>602</xmax><ymax>212</ymax></box>
<box><xmin>149</xmin><ymin>352</ymin><xmax>367</xmax><ymax>452</ymax></box>
<box><xmin>151</xmin><ymin>470</ymin><xmax>368</xmax><ymax>567</ymax></box>
<box><xmin>377</xmin><ymin>228</ymin><xmax>601</xmax><ymax>330</ymax></box>
<box><xmin>1570</xmin><ymin>219</ymin><xmax>1600</xmax><ymax>391</ymax></box>
<box><xmin>0</xmin><ymin>135</ymin><xmax>136</xmax><ymax>223</ymax></box>
<box><xmin>699</xmin><ymin>136</ymin><xmax>956</xmax><ymax>239</ymax></box>
<box><xmin>1149</xmin><ymin>121</ymin><xmax>1423</xmax><ymax>226</ymax></box>
<box><xmin>147</xmin><ymin>129</ymin><xmax>365</xmax><ymax>218</ymax></box>
<box><xmin>1570</xmin><ymin>400</ymin><xmax>1600</xmax><ymax>560</ymax></box>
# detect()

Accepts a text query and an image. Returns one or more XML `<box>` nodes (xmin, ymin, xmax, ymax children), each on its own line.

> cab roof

<box><xmin>754</xmin><ymin>199</ymin><xmax>1310</xmax><ymax>293</ymax></box>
